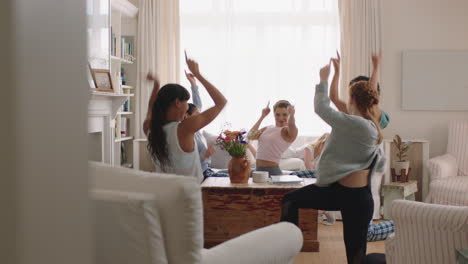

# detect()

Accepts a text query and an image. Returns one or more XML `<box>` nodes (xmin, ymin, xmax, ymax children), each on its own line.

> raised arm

<box><xmin>330</xmin><ymin>51</ymin><xmax>348</xmax><ymax>113</ymax></box>
<box><xmin>370</xmin><ymin>51</ymin><xmax>383</xmax><ymax>120</ymax></box>
<box><xmin>143</xmin><ymin>73</ymin><xmax>160</xmax><ymax>136</ymax></box>
<box><xmin>247</xmin><ymin>102</ymin><xmax>270</xmax><ymax>140</ymax></box>
<box><xmin>185</xmin><ymin>70</ymin><xmax>202</xmax><ymax>110</ymax></box>
<box><xmin>247</xmin><ymin>143</ymin><xmax>257</xmax><ymax>158</ymax></box>
<box><xmin>314</xmin><ymin>63</ymin><xmax>353</xmax><ymax>128</ymax></box>
<box><xmin>180</xmin><ymin>52</ymin><xmax>227</xmax><ymax>134</ymax></box>
<box><xmin>283</xmin><ymin>105</ymin><xmax>298</xmax><ymax>142</ymax></box>
<box><xmin>370</xmin><ymin>50</ymin><xmax>382</xmax><ymax>96</ymax></box>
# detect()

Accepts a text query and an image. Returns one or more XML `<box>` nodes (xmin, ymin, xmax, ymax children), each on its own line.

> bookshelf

<box><xmin>111</xmin><ymin>0</ymin><xmax>138</xmax><ymax>168</ymax></box>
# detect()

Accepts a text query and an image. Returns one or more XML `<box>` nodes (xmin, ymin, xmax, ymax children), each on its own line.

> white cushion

<box><xmin>428</xmin><ymin>153</ymin><xmax>459</xmax><ymax>181</ymax></box>
<box><xmin>206</xmin><ymin>132</ymin><xmax>319</xmax><ymax>169</ymax></box>
<box><xmin>92</xmin><ymin>190</ymin><xmax>168</xmax><ymax>264</ymax></box>
<box><xmin>279</xmin><ymin>158</ymin><xmax>306</xmax><ymax>171</ymax></box>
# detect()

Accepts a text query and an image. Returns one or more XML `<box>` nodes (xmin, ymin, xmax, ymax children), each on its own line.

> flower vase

<box><xmin>228</xmin><ymin>156</ymin><xmax>251</xmax><ymax>183</ymax></box>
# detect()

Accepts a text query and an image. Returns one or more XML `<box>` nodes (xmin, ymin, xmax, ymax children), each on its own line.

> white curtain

<box><xmin>338</xmin><ymin>0</ymin><xmax>382</xmax><ymax>102</ymax></box>
<box><xmin>180</xmin><ymin>0</ymin><xmax>340</xmax><ymax>136</ymax></box>
<box><xmin>136</xmin><ymin>0</ymin><xmax>180</xmax><ymax>138</ymax></box>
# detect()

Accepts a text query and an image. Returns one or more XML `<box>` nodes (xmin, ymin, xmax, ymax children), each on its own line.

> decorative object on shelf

<box><xmin>121</xmin><ymin>67</ymin><xmax>126</xmax><ymax>85</ymax></box>
<box><xmin>91</xmin><ymin>69</ymin><xmax>114</xmax><ymax>92</ymax></box>
<box><xmin>392</xmin><ymin>135</ymin><xmax>411</xmax><ymax>182</ymax></box>
<box><xmin>216</xmin><ymin>130</ymin><xmax>250</xmax><ymax>183</ymax></box>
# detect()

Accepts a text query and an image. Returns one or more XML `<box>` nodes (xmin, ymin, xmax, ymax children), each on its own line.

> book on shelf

<box><xmin>121</xmin><ymin>117</ymin><xmax>128</xmax><ymax>137</ymax></box>
<box><xmin>115</xmin><ymin>117</ymin><xmax>120</xmax><ymax>138</ymax></box>
<box><xmin>121</xmin><ymin>36</ymin><xmax>135</xmax><ymax>62</ymax></box>
<box><xmin>122</xmin><ymin>98</ymin><xmax>131</xmax><ymax>112</ymax></box>
<box><xmin>121</xmin><ymin>143</ymin><xmax>127</xmax><ymax>164</ymax></box>
<box><xmin>111</xmin><ymin>27</ymin><xmax>116</xmax><ymax>56</ymax></box>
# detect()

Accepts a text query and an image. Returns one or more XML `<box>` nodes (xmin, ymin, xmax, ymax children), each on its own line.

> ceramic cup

<box><xmin>252</xmin><ymin>171</ymin><xmax>269</xmax><ymax>183</ymax></box>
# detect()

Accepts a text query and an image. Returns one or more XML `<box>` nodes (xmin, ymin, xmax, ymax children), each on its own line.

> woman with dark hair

<box><xmin>144</xmin><ymin>52</ymin><xmax>227</xmax><ymax>183</ymax></box>
<box><xmin>281</xmin><ymin>62</ymin><xmax>385</xmax><ymax>264</ymax></box>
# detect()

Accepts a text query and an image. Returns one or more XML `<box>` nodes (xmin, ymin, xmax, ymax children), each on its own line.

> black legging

<box><xmin>281</xmin><ymin>182</ymin><xmax>374</xmax><ymax>264</ymax></box>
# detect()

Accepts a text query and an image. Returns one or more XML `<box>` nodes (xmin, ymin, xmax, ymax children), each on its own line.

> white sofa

<box><xmin>203</xmin><ymin>132</ymin><xmax>317</xmax><ymax>171</ymax></box>
<box><xmin>131</xmin><ymin>135</ymin><xmax>315</xmax><ymax>172</ymax></box>
<box><xmin>385</xmin><ymin>200</ymin><xmax>468</xmax><ymax>264</ymax></box>
<box><xmin>90</xmin><ymin>162</ymin><xmax>303</xmax><ymax>264</ymax></box>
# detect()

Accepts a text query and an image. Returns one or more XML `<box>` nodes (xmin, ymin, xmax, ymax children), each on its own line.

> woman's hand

<box><xmin>261</xmin><ymin>101</ymin><xmax>271</xmax><ymax>118</ymax></box>
<box><xmin>146</xmin><ymin>72</ymin><xmax>159</xmax><ymax>82</ymax></box>
<box><xmin>288</xmin><ymin>105</ymin><xmax>295</xmax><ymax>116</ymax></box>
<box><xmin>372</xmin><ymin>50</ymin><xmax>382</xmax><ymax>69</ymax></box>
<box><xmin>320</xmin><ymin>62</ymin><xmax>331</xmax><ymax>83</ymax></box>
<box><xmin>184</xmin><ymin>70</ymin><xmax>197</xmax><ymax>86</ymax></box>
<box><xmin>185</xmin><ymin>50</ymin><xmax>201</xmax><ymax>77</ymax></box>
<box><xmin>331</xmin><ymin>51</ymin><xmax>340</xmax><ymax>73</ymax></box>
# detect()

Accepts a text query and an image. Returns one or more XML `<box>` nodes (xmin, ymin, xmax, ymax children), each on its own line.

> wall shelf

<box><xmin>117</xmin><ymin>112</ymin><xmax>134</xmax><ymax>115</ymax></box>
<box><xmin>90</xmin><ymin>90</ymin><xmax>131</xmax><ymax>97</ymax></box>
<box><xmin>111</xmin><ymin>55</ymin><xmax>134</xmax><ymax>64</ymax></box>
<box><xmin>115</xmin><ymin>136</ymin><xmax>133</xmax><ymax>143</ymax></box>
<box><xmin>90</xmin><ymin>90</ymin><xmax>133</xmax><ymax>119</ymax></box>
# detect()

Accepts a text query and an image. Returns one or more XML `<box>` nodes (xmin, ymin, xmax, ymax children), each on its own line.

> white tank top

<box><xmin>256</xmin><ymin>126</ymin><xmax>292</xmax><ymax>163</ymax></box>
<box><xmin>154</xmin><ymin>122</ymin><xmax>203</xmax><ymax>183</ymax></box>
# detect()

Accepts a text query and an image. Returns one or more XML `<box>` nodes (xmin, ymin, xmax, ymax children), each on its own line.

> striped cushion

<box><xmin>427</xmin><ymin>176</ymin><xmax>468</xmax><ymax>206</ymax></box>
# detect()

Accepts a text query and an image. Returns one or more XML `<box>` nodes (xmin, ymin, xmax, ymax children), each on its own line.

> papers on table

<box><xmin>270</xmin><ymin>175</ymin><xmax>304</xmax><ymax>184</ymax></box>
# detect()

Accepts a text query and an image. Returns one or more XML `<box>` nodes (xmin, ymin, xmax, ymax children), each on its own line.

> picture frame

<box><xmin>91</xmin><ymin>68</ymin><xmax>114</xmax><ymax>93</ymax></box>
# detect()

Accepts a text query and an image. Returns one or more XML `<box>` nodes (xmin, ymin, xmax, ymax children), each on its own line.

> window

<box><xmin>180</xmin><ymin>0</ymin><xmax>340</xmax><ymax>135</ymax></box>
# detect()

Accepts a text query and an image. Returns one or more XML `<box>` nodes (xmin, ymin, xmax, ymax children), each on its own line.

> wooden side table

<box><xmin>201</xmin><ymin>177</ymin><xmax>319</xmax><ymax>252</ymax></box>
<box><xmin>382</xmin><ymin>180</ymin><xmax>418</xmax><ymax>219</ymax></box>
<box><xmin>383</xmin><ymin>139</ymin><xmax>429</xmax><ymax>201</ymax></box>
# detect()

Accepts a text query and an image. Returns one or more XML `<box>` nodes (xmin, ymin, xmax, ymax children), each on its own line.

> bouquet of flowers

<box><xmin>215</xmin><ymin>130</ymin><xmax>248</xmax><ymax>158</ymax></box>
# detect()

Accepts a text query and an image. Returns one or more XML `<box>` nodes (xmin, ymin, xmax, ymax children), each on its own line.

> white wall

<box><xmin>381</xmin><ymin>0</ymin><xmax>468</xmax><ymax>157</ymax></box>
<box><xmin>1</xmin><ymin>0</ymin><xmax>92</xmax><ymax>263</ymax></box>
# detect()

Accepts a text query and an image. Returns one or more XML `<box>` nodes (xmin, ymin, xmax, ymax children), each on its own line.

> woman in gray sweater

<box><xmin>281</xmin><ymin>63</ymin><xmax>384</xmax><ymax>264</ymax></box>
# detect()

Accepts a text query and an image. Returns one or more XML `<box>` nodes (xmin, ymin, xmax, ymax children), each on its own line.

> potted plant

<box><xmin>216</xmin><ymin>130</ymin><xmax>250</xmax><ymax>183</ymax></box>
<box><xmin>392</xmin><ymin>135</ymin><xmax>411</xmax><ymax>182</ymax></box>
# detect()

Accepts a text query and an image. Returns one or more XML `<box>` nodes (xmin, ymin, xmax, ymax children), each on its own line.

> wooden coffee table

<box><xmin>201</xmin><ymin>177</ymin><xmax>319</xmax><ymax>252</ymax></box>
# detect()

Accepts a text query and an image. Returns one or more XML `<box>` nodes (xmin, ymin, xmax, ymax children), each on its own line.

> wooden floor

<box><xmin>294</xmin><ymin>221</ymin><xmax>385</xmax><ymax>264</ymax></box>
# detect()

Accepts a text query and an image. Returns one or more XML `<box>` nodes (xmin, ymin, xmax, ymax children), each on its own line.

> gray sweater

<box><xmin>314</xmin><ymin>82</ymin><xmax>385</xmax><ymax>186</ymax></box>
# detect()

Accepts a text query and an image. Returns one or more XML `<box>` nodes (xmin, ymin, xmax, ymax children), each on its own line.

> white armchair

<box><xmin>426</xmin><ymin>120</ymin><xmax>468</xmax><ymax>205</ymax></box>
<box><xmin>385</xmin><ymin>200</ymin><xmax>468</xmax><ymax>264</ymax></box>
<box><xmin>90</xmin><ymin>162</ymin><xmax>303</xmax><ymax>264</ymax></box>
